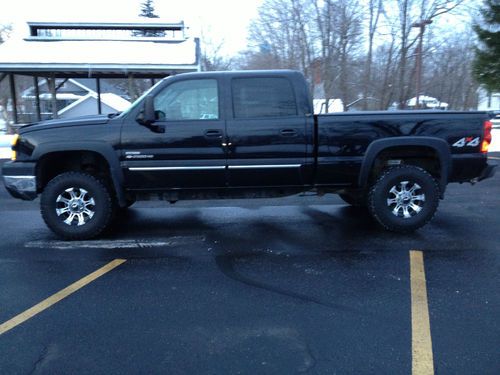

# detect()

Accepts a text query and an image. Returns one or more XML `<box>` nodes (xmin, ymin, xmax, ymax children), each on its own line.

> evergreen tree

<box><xmin>133</xmin><ymin>0</ymin><xmax>165</xmax><ymax>37</ymax></box>
<box><xmin>139</xmin><ymin>0</ymin><xmax>159</xmax><ymax>18</ymax></box>
<box><xmin>0</xmin><ymin>24</ymin><xmax>12</xmax><ymax>44</ymax></box>
<box><xmin>473</xmin><ymin>0</ymin><xmax>500</xmax><ymax>91</ymax></box>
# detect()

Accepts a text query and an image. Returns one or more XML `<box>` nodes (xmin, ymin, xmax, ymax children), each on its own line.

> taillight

<box><xmin>481</xmin><ymin>120</ymin><xmax>492</xmax><ymax>153</ymax></box>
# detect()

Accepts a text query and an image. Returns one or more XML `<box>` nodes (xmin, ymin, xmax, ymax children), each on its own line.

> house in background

<box><xmin>477</xmin><ymin>87</ymin><xmax>500</xmax><ymax>111</ymax></box>
<box><xmin>21</xmin><ymin>78</ymin><xmax>131</xmax><ymax>120</ymax></box>
<box><xmin>313</xmin><ymin>99</ymin><xmax>344</xmax><ymax>114</ymax></box>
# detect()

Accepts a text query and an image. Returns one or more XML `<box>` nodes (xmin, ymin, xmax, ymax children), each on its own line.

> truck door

<box><xmin>226</xmin><ymin>76</ymin><xmax>307</xmax><ymax>187</ymax></box>
<box><xmin>121</xmin><ymin>78</ymin><xmax>227</xmax><ymax>190</ymax></box>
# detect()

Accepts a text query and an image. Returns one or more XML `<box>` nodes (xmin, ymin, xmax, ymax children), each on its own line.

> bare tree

<box><xmin>362</xmin><ymin>0</ymin><xmax>383</xmax><ymax>109</ymax></box>
<box><xmin>238</xmin><ymin>0</ymin><xmax>473</xmax><ymax>111</ymax></box>
<box><xmin>245</xmin><ymin>0</ymin><xmax>315</xmax><ymax>72</ymax></box>
<box><xmin>381</xmin><ymin>0</ymin><xmax>466</xmax><ymax>108</ymax></box>
<box><xmin>372</xmin><ymin>34</ymin><xmax>399</xmax><ymax>109</ymax></box>
<box><xmin>313</xmin><ymin>0</ymin><xmax>363</xmax><ymax>110</ymax></box>
<box><xmin>0</xmin><ymin>24</ymin><xmax>13</xmax><ymax>114</ymax></box>
<box><xmin>336</xmin><ymin>0</ymin><xmax>364</xmax><ymax>109</ymax></box>
<box><xmin>424</xmin><ymin>30</ymin><xmax>479</xmax><ymax>109</ymax></box>
<box><xmin>200</xmin><ymin>30</ymin><xmax>233</xmax><ymax>71</ymax></box>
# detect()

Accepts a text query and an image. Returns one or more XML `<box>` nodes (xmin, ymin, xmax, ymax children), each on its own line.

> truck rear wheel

<box><xmin>41</xmin><ymin>172</ymin><xmax>114</xmax><ymax>240</ymax></box>
<box><xmin>368</xmin><ymin>165</ymin><xmax>439</xmax><ymax>232</ymax></box>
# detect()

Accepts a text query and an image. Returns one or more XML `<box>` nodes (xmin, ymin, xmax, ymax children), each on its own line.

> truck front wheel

<box><xmin>368</xmin><ymin>166</ymin><xmax>439</xmax><ymax>232</ymax></box>
<box><xmin>41</xmin><ymin>172</ymin><xmax>114</xmax><ymax>240</ymax></box>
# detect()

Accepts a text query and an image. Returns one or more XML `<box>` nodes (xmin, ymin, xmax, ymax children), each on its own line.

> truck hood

<box><xmin>20</xmin><ymin>114</ymin><xmax>110</xmax><ymax>134</ymax></box>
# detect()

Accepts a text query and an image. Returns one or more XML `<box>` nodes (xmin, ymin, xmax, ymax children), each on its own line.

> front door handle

<box><xmin>204</xmin><ymin>129</ymin><xmax>223</xmax><ymax>138</ymax></box>
<box><xmin>280</xmin><ymin>129</ymin><xmax>297</xmax><ymax>137</ymax></box>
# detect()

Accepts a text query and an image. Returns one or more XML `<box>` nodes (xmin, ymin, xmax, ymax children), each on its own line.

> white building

<box><xmin>477</xmin><ymin>87</ymin><xmax>500</xmax><ymax>111</ymax></box>
<box><xmin>0</xmin><ymin>20</ymin><xmax>200</xmax><ymax>125</ymax></box>
<box><xmin>313</xmin><ymin>99</ymin><xmax>344</xmax><ymax>114</ymax></box>
<box><xmin>22</xmin><ymin>78</ymin><xmax>131</xmax><ymax>119</ymax></box>
<box><xmin>406</xmin><ymin>96</ymin><xmax>448</xmax><ymax>110</ymax></box>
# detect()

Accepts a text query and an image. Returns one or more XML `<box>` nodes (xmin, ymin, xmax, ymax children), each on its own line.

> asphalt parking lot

<box><xmin>0</xmin><ymin>156</ymin><xmax>499</xmax><ymax>375</ymax></box>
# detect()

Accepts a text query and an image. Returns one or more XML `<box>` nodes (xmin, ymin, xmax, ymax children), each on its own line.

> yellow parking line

<box><xmin>0</xmin><ymin>258</ymin><xmax>126</xmax><ymax>336</ymax></box>
<box><xmin>410</xmin><ymin>250</ymin><xmax>434</xmax><ymax>375</ymax></box>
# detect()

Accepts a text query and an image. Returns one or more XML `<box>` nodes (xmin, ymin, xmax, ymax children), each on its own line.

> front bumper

<box><xmin>1</xmin><ymin>161</ymin><xmax>38</xmax><ymax>200</ymax></box>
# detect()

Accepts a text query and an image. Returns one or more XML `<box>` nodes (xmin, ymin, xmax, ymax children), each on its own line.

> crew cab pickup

<box><xmin>2</xmin><ymin>70</ymin><xmax>496</xmax><ymax>239</ymax></box>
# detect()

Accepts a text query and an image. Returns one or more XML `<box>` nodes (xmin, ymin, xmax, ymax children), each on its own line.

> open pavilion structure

<box><xmin>0</xmin><ymin>20</ymin><xmax>200</xmax><ymax>125</ymax></box>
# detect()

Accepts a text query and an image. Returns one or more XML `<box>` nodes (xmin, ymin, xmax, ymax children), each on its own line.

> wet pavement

<box><xmin>0</xmin><ymin>155</ymin><xmax>499</xmax><ymax>374</ymax></box>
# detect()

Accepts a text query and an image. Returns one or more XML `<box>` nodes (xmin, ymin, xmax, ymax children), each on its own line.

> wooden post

<box><xmin>96</xmin><ymin>77</ymin><xmax>102</xmax><ymax>114</ymax></box>
<box><xmin>33</xmin><ymin>76</ymin><xmax>42</xmax><ymax>122</ymax></box>
<box><xmin>128</xmin><ymin>74</ymin><xmax>136</xmax><ymax>101</ymax></box>
<box><xmin>8</xmin><ymin>74</ymin><xmax>18</xmax><ymax>124</ymax></box>
<box><xmin>48</xmin><ymin>74</ymin><xmax>58</xmax><ymax>119</ymax></box>
<box><xmin>150</xmin><ymin>78</ymin><xmax>155</xmax><ymax>87</ymax></box>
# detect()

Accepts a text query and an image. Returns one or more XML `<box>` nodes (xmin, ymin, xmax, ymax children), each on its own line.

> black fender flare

<box><xmin>358</xmin><ymin>137</ymin><xmax>451</xmax><ymax>195</ymax></box>
<box><xmin>32</xmin><ymin>141</ymin><xmax>126</xmax><ymax>206</ymax></box>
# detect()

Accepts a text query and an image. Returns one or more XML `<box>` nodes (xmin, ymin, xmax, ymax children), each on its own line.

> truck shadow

<box><xmin>105</xmin><ymin>204</ymin><xmax>425</xmax><ymax>257</ymax></box>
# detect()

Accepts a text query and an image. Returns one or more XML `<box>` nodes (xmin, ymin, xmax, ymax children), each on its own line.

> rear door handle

<box><xmin>204</xmin><ymin>129</ymin><xmax>223</xmax><ymax>138</ymax></box>
<box><xmin>280</xmin><ymin>129</ymin><xmax>297</xmax><ymax>137</ymax></box>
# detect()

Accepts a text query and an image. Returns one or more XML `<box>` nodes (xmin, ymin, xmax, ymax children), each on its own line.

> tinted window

<box><xmin>154</xmin><ymin>79</ymin><xmax>219</xmax><ymax>121</ymax></box>
<box><xmin>232</xmin><ymin>78</ymin><xmax>297</xmax><ymax>118</ymax></box>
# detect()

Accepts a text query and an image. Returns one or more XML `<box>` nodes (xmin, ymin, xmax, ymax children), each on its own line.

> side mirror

<box><xmin>138</xmin><ymin>96</ymin><xmax>165</xmax><ymax>133</ymax></box>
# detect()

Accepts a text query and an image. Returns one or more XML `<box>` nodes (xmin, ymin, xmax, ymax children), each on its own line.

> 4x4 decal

<box><xmin>452</xmin><ymin>137</ymin><xmax>480</xmax><ymax>148</ymax></box>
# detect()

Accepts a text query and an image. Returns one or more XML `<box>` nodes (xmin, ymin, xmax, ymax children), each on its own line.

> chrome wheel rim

<box><xmin>55</xmin><ymin>187</ymin><xmax>95</xmax><ymax>226</ymax></box>
<box><xmin>386</xmin><ymin>181</ymin><xmax>426</xmax><ymax>219</ymax></box>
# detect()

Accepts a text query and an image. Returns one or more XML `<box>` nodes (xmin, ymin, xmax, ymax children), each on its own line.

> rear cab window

<box><xmin>231</xmin><ymin>77</ymin><xmax>298</xmax><ymax>119</ymax></box>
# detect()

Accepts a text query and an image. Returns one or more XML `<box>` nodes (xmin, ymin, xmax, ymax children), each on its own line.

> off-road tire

<box><xmin>41</xmin><ymin>172</ymin><xmax>114</xmax><ymax>240</ymax></box>
<box><xmin>368</xmin><ymin>165</ymin><xmax>439</xmax><ymax>233</ymax></box>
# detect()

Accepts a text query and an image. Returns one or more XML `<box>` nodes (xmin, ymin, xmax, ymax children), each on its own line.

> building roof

<box><xmin>27</xmin><ymin>21</ymin><xmax>186</xmax><ymax>35</ymax></box>
<box><xmin>58</xmin><ymin>93</ymin><xmax>131</xmax><ymax>116</ymax></box>
<box><xmin>72</xmin><ymin>79</ymin><xmax>128</xmax><ymax>97</ymax></box>
<box><xmin>0</xmin><ymin>21</ymin><xmax>200</xmax><ymax>78</ymax></box>
<box><xmin>99</xmin><ymin>93</ymin><xmax>131</xmax><ymax>111</ymax></box>
<box><xmin>0</xmin><ymin>39</ymin><xmax>199</xmax><ymax>75</ymax></box>
<box><xmin>22</xmin><ymin>78</ymin><xmax>128</xmax><ymax>99</ymax></box>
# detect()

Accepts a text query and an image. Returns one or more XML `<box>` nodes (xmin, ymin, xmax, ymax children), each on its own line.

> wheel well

<box><xmin>37</xmin><ymin>151</ymin><xmax>113</xmax><ymax>192</ymax></box>
<box><xmin>370</xmin><ymin>146</ymin><xmax>441</xmax><ymax>184</ymax></box>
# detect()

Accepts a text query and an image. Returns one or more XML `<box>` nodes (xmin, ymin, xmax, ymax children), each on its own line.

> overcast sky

<box><xmin>1</xmin><ymin>0</ymin><xmax>478</xmax><ymax>58</ymax></box>
<box><xmin>0</xmin><ymin>0</ymin><xmax>263</xmax><ymax>55</ymax></box>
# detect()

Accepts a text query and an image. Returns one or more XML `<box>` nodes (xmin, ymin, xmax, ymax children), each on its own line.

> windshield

<box><xmin>118</xmin><ymin>79</ymin><xmax>165</xmax><ymax>118</ymax></box>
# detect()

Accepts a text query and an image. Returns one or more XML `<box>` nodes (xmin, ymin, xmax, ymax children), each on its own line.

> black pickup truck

<box><xmin>2</xmin><ymin>70</ymin><xmax>496</xmax><ymax>239</ymax></box>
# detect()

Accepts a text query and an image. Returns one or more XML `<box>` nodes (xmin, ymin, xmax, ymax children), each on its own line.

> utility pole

<box><xmin>412</xmin><ymin>20</ymin><xmax>432</xmax><ymax>109</ymax></box>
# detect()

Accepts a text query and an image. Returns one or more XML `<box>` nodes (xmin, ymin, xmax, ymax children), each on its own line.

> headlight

<box><xmin>11</xmin><ymin>134</ymin><xmax>19</xmax><ymax>161</ymax></box>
